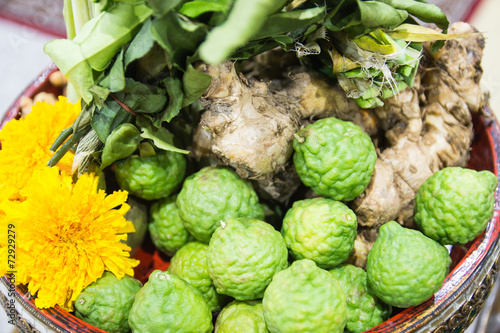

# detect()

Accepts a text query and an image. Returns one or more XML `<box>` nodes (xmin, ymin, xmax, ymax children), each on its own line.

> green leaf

<box><xmin>230</xmin><ymin>39</ymin><xmax>281</xmax><ymax>60</ymax></box>
<box><xmin>375</xmin><ymin>0</ymin><xmax>449</xmax><ymax>30</ymax></box>
<box><xmin>44</xmin><ymin>39</ymin><xmax>95</xmax><ymax>103</ymax></box>
<box><xmin>136</xmin><ymin>116</ymin><xmax>189</xmax><ymax>154</ymax></box>
<box><xmin>198</xmin><ymin>0</ymin><xmax>289</xmax><ymax>64</ymax></box>
<box><xmin>124</xmin><ymin>18</ymin><xmax>156</xmax><ymax>69</ymax></box>
<box><xmin>44</xmin><ymin>3</ymin><xmax>152</xmax><ymax>103</ymax></box>
<box><xmin>107</xmin><ymin>48</ymin><xmax>126</xmax><ymax>92</ymax></box>
<box><xmin>113</xmin><ymin>0</ymin><xmax>145</xmax><ymax>4</ymax></box>
<box><xmin>89</xmin><ymin>85</ymin><xmax>110</xmax><ymax>107</ymax></box>
<box><xmin>77</xmin><ymin>3</ymin><xmax>153</xmax><ymax>71</ymax></box>
<box><xmin>272</xmin><ymin>35</ymin><xmax>297</xmax><ymax>51</ymax></box>
<box><xmin>91</xmin><ymin>100</ymin><xmax>133</xmax><ymax>142</ymax></box>
<box><xmin>386</xmin><ymin>24</ymin><xmax>473</xmax><ymax>42</ymax></box>
<box><xmin>251</xmin><ymin>6</ymin><xmax>325</xmax><ymax>40</ymax></box>
<box><xmin>182</xmin><ymin>63</ymin><xmax>212</xmax><ymax>107</ymax></box>
<box><xmin>117</xmin><ymin>78</ymin><xmax>168</xmax><ymax>114</ymax></box>
<box><xmin>163</xmin><ymin>77</ymin><xmax>184</xmax><ymax>122</ymax></box>
<box><xmin>146</xmin><ymin>0</ymin><xmax>184</xmax><ymax>17</ymax></box>
<box><xmin>324</xmin><ymin>0</ymin><xmax>408</xmax><ymax>37</ymax></box>
<box><xmin>151</xmin><ymin>11</ymin><xmax>208</xmax><ymax>68</ymax></box>
<box><xmin>179</xmin><ymin>1</ymin><xmax>229</xmax><ymax>18</ymax></box>
<box><xmin>101</xmin><ymin>123</ymin><xmax>141</xmax><ymax>169</ymax></box>
<box><xmin>134</xmin><ymin>43</ymin><xmax>169</xmax><ymax>82</ymax></box>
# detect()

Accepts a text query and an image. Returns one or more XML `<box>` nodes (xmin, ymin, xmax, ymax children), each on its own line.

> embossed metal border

<box><xmin>433</xmin><ymin>255</ymin><xmax>500</xmax><ymax>332</ymax></box>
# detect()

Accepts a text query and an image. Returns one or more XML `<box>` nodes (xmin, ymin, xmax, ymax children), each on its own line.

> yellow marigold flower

<box><xmin>0</xmin><ymin>167</ymin><xmax>139</xmax><ymax>311</ymax></box>
<box><xmin>0</xmin><ymin>96</ymin><xmax>80</xmax><ymax>200</ymax></box>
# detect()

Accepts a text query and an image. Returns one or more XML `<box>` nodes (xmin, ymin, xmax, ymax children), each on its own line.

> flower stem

<box><xmin>48</xmin><ymin>127</ymin><xmax>89</xmax><ymax>167</ymax></box>
<box><xmin>50</xmin><ymin>127</ymin><xmax>74</xmax><ymax>152</ymax></box>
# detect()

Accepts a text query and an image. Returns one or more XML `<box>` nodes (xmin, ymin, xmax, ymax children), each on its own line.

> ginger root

<box><xmin>353</xmin><ymin>22</ymin><xmax>483</xmax><ymax>233</ymax></box>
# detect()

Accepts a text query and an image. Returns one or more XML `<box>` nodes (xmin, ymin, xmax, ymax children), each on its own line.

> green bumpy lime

<box><xmin>128</xmin><ymin>270</ymin><xmax>213</xmax><ymax>333</ymax></box>
<box><xmin>124</xmin><ymin>197</ymin><xmax>148</xmax><ymax>256</ymax></box>
<box><xmin>74</xmin><ymin>272</ymin><xmax>142</xmax><ymax>333</ymax></box>
<box><xmin>414</xmin><ymin>167</ymin><xmax>498</xmax><ymax>245</ymax></box>
<box><xmin>149</xmin><ymin>195</ymin><xmax>193</xmax><ymax>256</ymax></box>
<box><xmin>366</xmin><ymin>221</ymin><xmax>451</xmax><ymax>308</ymax></box>
<box><xmin>263</xmin><ymin>259</ymin><xmax>347</xmax><ymax>333</ymax></box>
<box><xmin>329</xmin><ymin>264</ymin><xmax>391</xmax><ymax>333</ymax></box>
<box><xmin>177</xmin><ymin>166</ymin><xmax>265</xmax><ymax>243</ymax></box>
<box><xmin>293</xmin><ymin>117</ymin><xmax>376</xmax><ymax>201</ymax></box>
<box><xmin>168</xmin><ymin>242</ymin><xmax>230</xmax><ymax>312</ymax></box>
<box><xmin>114</xmin><ymin>150</ymin><xmax>186</xmax><ymax>200</ymax></box>
<box><xmin>207</xmin><ymin>217</ymin><xmax>288</xmax><ymax>301</ymax></box>
<box><xmin>282</xmin><ymin>198</ymin><xmax>357</xmax><ymax>269</ymax></box>
<box><xmin>215</xmin><ymin>300</ymin><xmax>269</xmax><ymax>333</ymax></box>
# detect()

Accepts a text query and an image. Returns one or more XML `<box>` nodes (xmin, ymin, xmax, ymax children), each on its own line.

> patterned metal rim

<box><xmin>0</xmin><ymin>66</ymin><xmax>499</xmax><ymax>333</ymax></box>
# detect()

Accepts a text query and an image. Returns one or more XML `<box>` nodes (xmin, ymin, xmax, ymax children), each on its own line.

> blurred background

<box><xmin>0</xmin><ymin>0</ymin><xmax>500</xmax><ymax>332</ymax></box>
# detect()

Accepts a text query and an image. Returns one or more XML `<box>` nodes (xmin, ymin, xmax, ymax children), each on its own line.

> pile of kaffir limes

<box><xmin>74</xmin><ymin>117</ymin><xmax>497</xmax><ymax>333</ymax></box>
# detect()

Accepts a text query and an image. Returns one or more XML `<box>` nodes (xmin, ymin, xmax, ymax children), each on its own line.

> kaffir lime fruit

<box><xmin>113</xmin><ymin>149</ymin><xmax>186</xmax><ymax>200</ymax></box>
<box><xmin>282</xmin><ymin>198</ymin><xmax>357</xmax><ymax>269</ymax></box>
<box><xmin>293</xmin><ymin>117</ymin><xmax>376</xmax><ymax>201</ymax></box>
<box><xmin>124</xmin><ymin>196</ymin><xmax>148</xmax><ymax>256</ymax></box>
<box><xmin>207</xmin><ymin>217</ymin><xmax>288</xmax><ymax>301</ymax></box>
<box><xmin>366</xmin><ymin>221</ymin><xmax>451</xmax><ymax>308</ymax></box>
<box><xmin>149</xmin><ymin>195</ymin><xmax>193</xmax><ymax>256</ymax></box>
<box><xmin>177</xmin><ymin>166</ymin><xmax>265</xmax><ymax>243</ymax></box>
<box><xmin>414</xmin><ymin>167</ymin><xmax>498</xmax><ymax>245</ymax></box>
<box><xmin>74</xmin><ymin>272</ymin><xmax>142</xmax><ymax>333</ymax></box>
<box><xmin>215</xmin><ymin>300</ymin><xmax>268</xmax><ymax>333</ymax></box>
<box><xmin>128</xmin><ymin>270</ymin><xmax>213</xmax><ymax>333</ymax></box>
<box><xmin>329</xmin><ymin>264</ymin><xmax>391</xmax><ymax>333</ymax></box>
<box><xmin>263</xmin><ymin>259</ymin><xmax>347</xmax><ymax>333</ymax></box>
<box><xmin>168</xmin><ymin>241</ymin><xmax>230</xmax><ymax>312</ymax></box>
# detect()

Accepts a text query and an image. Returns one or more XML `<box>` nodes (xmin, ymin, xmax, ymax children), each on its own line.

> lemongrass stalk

<box><xmin>63</xmin><ymin>0</ymin><xmax>93</xmax><ymax>103</ymax></box>
<box><xmin>63</xmin><ymin>0</ymin><xmax>76</xmax><ymax>39</ymax></box>
<box><xmin>71</xmin><ymin>0</ymin><xmax>91</xmax><ymax>35</ymax></box>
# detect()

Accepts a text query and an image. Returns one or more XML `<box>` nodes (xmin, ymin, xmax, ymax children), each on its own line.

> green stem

<box><xmin>50</xmin><ymin>127</ymin><xmax>74</xmax><ymax>152</ymax></box>
<box><xmin>63</xmin><ymin>0</ymin><xmax>93</xmax><ymax>102</ymax></box>
<box><xmin>47</xmin><ymin>127</ymin><xmax>89</xmax><ymax>167</ymax></box>
<box><xmin>71</xmin><ymin>0</ymin><xmax>91</xmax><ymax>35</ymax></box>
<box><xmin>63</xmin><ymin>0</ymin><xmax>76</xmax><ymax>39</ymax></box>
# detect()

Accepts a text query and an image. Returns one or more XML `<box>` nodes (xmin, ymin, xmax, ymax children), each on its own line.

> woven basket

<box><xmin>1</xmin><ymin>65</ymin><xmax>500</xmax><ymax>333</ymax></box>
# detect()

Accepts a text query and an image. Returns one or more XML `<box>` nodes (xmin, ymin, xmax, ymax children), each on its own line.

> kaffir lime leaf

<box><xmin>293</xmin><ymin>117</ymin><xmax>376</xmax><ymax>201</ymax></box>
<box><xmin>177</xmin><ymin>166</ymin><xmax>265</xmax><ymax>243</ymax></box>
<box><xmin>128</xmin><ymin>270</ymin><xmax>213</xmax><ymax>333</ymax></box>
<box><xmin>149</xmin><ymin>195</ymin><xmax>193</xmax><ymax>256</ymax></box>
<box><xmin>215</xmin><ymin>300</ymin><xmax>269</xmax><ymax>333</ymax></box>
<box><xmin>414</xmin><ymin>167</ymin><xmax>498</xmax><ymax>245</ymax></box>
<box><xmin>207</xmin><ymin>217</ymin><xmax>288</xmax><ymax>301</ymax></box>
<box><xmin>263</xmin><ymin>259</ymin><xmax>347</xmax><ymax>333</ymax></box>
<box><xmin>329</xmin><ymin>264</ymin><xmax>391</xmax><ymax>333</ymax></box>
<box><xmin>282</xmin><ymin>198</ymin><xmax>357</xmax><ymax>269</ymax></box>
<box><xmin>114</xmin><ymin>150</ymin><xmax>186</xmax><ymax>200</ymax></box>
<box><xmin>74</xmin><ymin>272</ymin><xmax>142</xmax><ymax>333</ymax></box>
<box><xmin>168</xmin><ymin>241</ymin><xmax>230</xmax><ymax>312</ymax></box>
<box><xmin>366</xmin><ymin>221</ymin><xmax>451</xmax><ymax>308</ymax></box>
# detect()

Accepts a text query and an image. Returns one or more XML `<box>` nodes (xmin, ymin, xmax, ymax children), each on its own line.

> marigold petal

<box><xmin>119</xmin><ymin>221</ymin><xmax>136</xmax><ymax>234</ymax></box>
<box><xmin>2</xmin><ymin>163</ymin><xmax>138</xmax><ymax>311</ymax></box>
<box><xmin>0</xmin><ymin>97</ymin><xmax>80</xmax><ymax>199</ymax></box>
